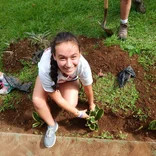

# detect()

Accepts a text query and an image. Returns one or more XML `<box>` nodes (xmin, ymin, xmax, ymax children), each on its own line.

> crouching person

<box><xmin>32</xmin><ymin>32</ymin><xmax>95</xmax><ymax>148</ymax></box>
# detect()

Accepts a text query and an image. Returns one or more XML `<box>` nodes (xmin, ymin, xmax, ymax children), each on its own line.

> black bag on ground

<box><xmin>117</xmin><ymin>66</ymin><xmax>136</xmax><ymax>88</ymax></box>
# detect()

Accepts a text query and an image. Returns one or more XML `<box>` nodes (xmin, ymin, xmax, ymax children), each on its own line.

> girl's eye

<box><xmin>71</xmin><ymin>56</ymin><xmax>77</xmax><ymax>59</ymax></box>
<box><xmin>59</xmin><ymin>57</ymin><xmax>66</xmax><ymax>61</ymax></box>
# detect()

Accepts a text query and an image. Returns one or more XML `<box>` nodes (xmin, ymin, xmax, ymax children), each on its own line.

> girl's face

<box><xmin>53</xmin><ymin>41</ymin><xmax>80</xmax><ymax>76</ymax></box>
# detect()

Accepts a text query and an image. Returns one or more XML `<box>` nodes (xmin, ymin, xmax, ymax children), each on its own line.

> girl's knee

<box><xmin>32</xmin><ymin>96</ymin><xmax>46</xmax><ymax>110</ymax></box>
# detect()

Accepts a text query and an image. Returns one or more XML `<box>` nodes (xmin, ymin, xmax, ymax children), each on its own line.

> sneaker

<box><xmin>44</xmin><ymin>122</ymin><xmax>58</xmax><ymax>148</ymax></box>
<box><xmin>133</xmin><ymin>0</ymin><xmax>146</xmax><ymax>14</ymax></box>
<box><xmin>118</xmin><ymin>23</ymin><xmax>128</xmax><ymax>40</ymax></box>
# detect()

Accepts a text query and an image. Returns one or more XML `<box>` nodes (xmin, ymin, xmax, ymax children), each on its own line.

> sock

<box><xmin>120</xmin><ymin>19</ymin><xmax>128</xmax><ymax>24</ymax></box>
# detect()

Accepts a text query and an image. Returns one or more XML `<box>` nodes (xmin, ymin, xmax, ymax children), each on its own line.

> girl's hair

<box><xmin>50</xmin><ymin>32</ymin><xmax>80</xmax><ymax>90</ymax></box>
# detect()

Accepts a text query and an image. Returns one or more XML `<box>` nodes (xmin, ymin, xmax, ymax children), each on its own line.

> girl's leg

<box><xmin>59</xmin><ymin>80</ymin><xmax>79</xmax><ymax>107</ymax></box>
<box><xmin>32</xmin><ymin>76</ymin><xmax>55</xmax><ymax>126</ymax></box>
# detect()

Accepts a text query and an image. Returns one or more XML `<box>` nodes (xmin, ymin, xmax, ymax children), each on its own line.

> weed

<box><xmin>116</xmin><ymin>131</ymin><xmax>128</xmax><ymax>140</ymax></box>
<box><xmin>133</xmin><ymin>108</ymin><xmax>148</xmax><ymax>122</ymax></box>
<box><xmin>96</xmin><ymin>131</ymin><xmax>114</xmax><ymax>139</ymax></box>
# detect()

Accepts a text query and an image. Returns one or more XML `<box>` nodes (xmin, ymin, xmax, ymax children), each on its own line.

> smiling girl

<box><xmin>32</xmin><ymin>32</ymin><xmax>95</xmax><ymax>148</ymax></box>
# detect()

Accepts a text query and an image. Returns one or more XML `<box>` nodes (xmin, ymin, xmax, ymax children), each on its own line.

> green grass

<box><xmin>0</xmin><ymin>0</ymin><xmax>155</xmax><ymax>50</ymax></box>
<box><xmin>94</xmin><ymin>73</ymin><xmax>139</xmax><ymax>114</ymax></box>
<box><xmin>0</xmin><ymin>0</ymin><xmax>155</xmax><ymax>119</ymax></box>
<box><xmin>0</xmin><ymin>92</ymin><xmax>20</xmax><ymax>112</ymax></box>
<box><xmin>79</xmin><ymin>73</ymin><xmax>148</xmax><ymax>121</ymax></box>
<box><xmin>0</xmin><ymin>0</ymin><xmax>155</xmax><ymax>71</ymax></box>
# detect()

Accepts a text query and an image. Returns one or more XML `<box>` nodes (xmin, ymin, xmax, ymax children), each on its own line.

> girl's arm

<box><xmin>48</xmin><ymin>90</ymin><xmax>89</xmax><ymax>118</ymax></box>
<box><xmin>83</xmin><ymin>84</ymin><xmax>96</xmax><ymax>111</ymax></box>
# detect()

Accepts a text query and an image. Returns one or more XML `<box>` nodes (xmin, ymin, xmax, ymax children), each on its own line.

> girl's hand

<box><xmin>89</xmin><ymin>103</ymin><xmax>96</xmax><ymax>111</ymax></box>
<box><xmin>77</xmin><ymin>109</ymin><xmax>89</xmax><ymax>119</ymax></box>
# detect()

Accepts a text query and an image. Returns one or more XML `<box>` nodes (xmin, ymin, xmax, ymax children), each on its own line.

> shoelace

<box><xmin>46</xmin><ymin>127</ymin><xmax>54</xmax><ymax>138</ymax></box>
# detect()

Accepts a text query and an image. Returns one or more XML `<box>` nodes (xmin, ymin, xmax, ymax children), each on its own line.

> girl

<box><xmin>32</xmin><ymin>32</ymin><xmax>95</xmax><ymax>148</ymax></box>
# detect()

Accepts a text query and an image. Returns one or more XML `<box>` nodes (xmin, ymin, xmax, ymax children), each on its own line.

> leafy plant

<box><xmin>148</xmin><ymin>120</ymin><xmax>156</xmax><ymax>130</ymax></box>
<box><xmin>25</xmin><ymin>31</ymin><xmax>51</xmax><ymax>50</ymax></box>
<box><xmin>32</xmin><ymin>111</ymin><xmax>45</xmax><ymax>128</ymax></box>
<box><xmin>86</xmin><ymin>105</ymin><xmax>104</xmax><ymax>132</ymax></box>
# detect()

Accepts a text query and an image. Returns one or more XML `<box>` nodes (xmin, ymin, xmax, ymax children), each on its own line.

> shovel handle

<box><xmin>104</xmin><ymin>0</ymin><xmax>108</xmax><ymax>9</ymax></box>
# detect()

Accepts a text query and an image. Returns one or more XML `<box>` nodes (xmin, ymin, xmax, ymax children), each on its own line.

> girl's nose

<box><xmin>66</xmin><ymin>59</ymin><xmax>72</xmax><ymax>67</ymax></box>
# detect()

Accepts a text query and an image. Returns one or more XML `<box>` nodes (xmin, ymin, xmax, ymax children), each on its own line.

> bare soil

<box><xmin>0</xmin><ymin>36</ymin><xmax>155</xmax><ymax>142</ymax></box>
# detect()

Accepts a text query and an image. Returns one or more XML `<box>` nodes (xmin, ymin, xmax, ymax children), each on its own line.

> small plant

<box><xmin>25</xmin><ymin>31</ymin><xmax>51</xmax><ymax>50</ymax></box>
<box><xmin>116</xmin><ymin>131</ymin><xmax>128</xmax><ymax>140</ymax></box>
<box><xmin>96</xmin><ymin>131</ymin><xmax>114</xmax><ymax>139</ymax></box>
<box><xmin>32</xmin><ymin>111</ymin><xmax>45</xmax><ymax>128</ymax></box>
<box><xmin>148</xmin><ymin>120</ymin><xmax>156</xmax><ymax>130</ymax></box>
<box><xmin>133</xmin><ymin>108</ymin><xmax>148</xmax><ymax>122</ymax></box>
<box><xmin>86</xmin><ymin>105</ymin><xmax>104</xmax><ymax>132</ymax></box>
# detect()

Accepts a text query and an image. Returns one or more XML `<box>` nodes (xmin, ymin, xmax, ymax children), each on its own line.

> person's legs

<box><xmin>32</xmin><ymin>76</ymin><xmax>55</xmax><ymax>126</ymax></box>
<box><xmin>59</xmin><ymin>80</ymin><xmax>79</xmax><ymax>108</ymax></box>
<box><xmin>118</xmin><ymin>0</ymin><xmax>132</xmax><ymax>39</ymax></box>
<box><xmin>32</xmin><ymin>76</ymin><xmax>58</xmax><ymax>148</ymax></box>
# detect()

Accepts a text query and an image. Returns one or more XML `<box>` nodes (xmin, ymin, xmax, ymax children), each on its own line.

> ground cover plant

<box><xmin>0</xmin><ymin>0</ymin><xmax>155</xmax><ymax>142</ymax></box>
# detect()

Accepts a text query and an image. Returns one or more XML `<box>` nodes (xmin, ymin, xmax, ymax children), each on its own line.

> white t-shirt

<box><xmin>38</xmin><ymin>48</ymin><xmax>93</xmax><ymax>92</ymax></box>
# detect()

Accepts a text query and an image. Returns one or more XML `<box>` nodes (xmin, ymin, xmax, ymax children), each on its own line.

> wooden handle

<box><xmin>104</xmin><ymin>0</ymin><xmax>108</xmax><ymax>9</ymax></box>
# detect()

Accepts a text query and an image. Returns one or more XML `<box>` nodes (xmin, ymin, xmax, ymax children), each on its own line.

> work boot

<box><xmin>133</xmin><ymin>0</ymin><xmax>146</xmax><ymax>14</ymax></box>
<box><xmin>118</xmin><ymin>23</ymin><xmax>128</xmax><ymax>40</ymax></box>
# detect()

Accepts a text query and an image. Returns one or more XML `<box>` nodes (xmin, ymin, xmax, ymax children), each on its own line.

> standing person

<box><xmin>118</xmin><ymin>0</ymin><xmax>146</xmax><ymax>40</ymax></box>
<box><xmin>118</xmin><ymin>0</ymin><xmax>132</xmax><ymax>40</ymax></box>
<box><xmin>32</xmin><ymin>32</ymin><xmax>96</xmax><ymax>148</ymax></box>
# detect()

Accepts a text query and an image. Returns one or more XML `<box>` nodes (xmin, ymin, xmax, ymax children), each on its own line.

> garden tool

<box><xmin>100</xmin><ymin>0</ymin><xmax>113</xmax><ymax>36</ymax></box>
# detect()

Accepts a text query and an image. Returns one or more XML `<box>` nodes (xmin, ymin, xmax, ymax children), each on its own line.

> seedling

<box><xmin>148</xmin><ymin>120</ymin><xmax>156</xmax><ymax>130</ymax></box>
<box><xmin>96</xmin><ymin>131</ymin><xmax>114</xmax><ymax>139</ymax></box>
<box><xmin>86</xmin><ymin>105</ymin><xmax>104</xmax><ymax>132</ymax></box>
<box><xmin>116</xmin><ymin>131</ymin><xmax>128</xmax><ymax>140</ymax></box>
<box><xmin>32</xmin><ymin>111</ymin><xmax>45</xmax><ymax>128</ymax></box>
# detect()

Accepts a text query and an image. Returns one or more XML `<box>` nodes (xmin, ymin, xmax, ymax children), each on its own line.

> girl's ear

<box><xmin>52</xmin><ymin>53</ymin><xmax>56</xmax><ymax>61</ymax></box>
